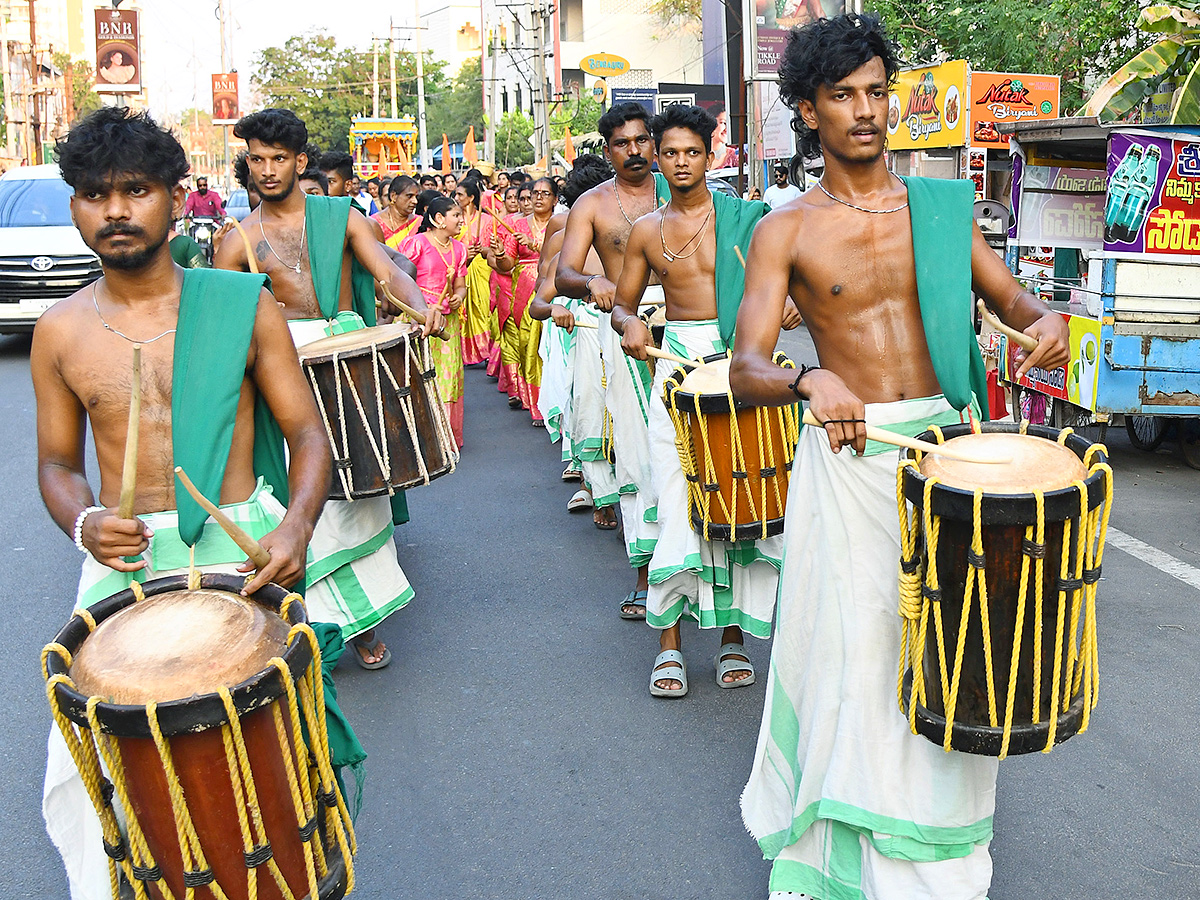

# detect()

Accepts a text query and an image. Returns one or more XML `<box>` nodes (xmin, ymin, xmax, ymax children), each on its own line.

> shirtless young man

<box><xmin>33</xmin><ymin>107</ymin><xmax>331</xmax><ymax>900</ymax></box>
<box><xmin>216</xmin><ymin>108</ymin><xmax>442</xmax><ymax>670</ymax></box>
<box><xmin>612</xmin><ymin>104</ymin><xmax>800</xmax><ymax>697</ymax></box>
<box><xmin>556</xmin><ymin>102</ymin><xmax>667</xmax><ymax>620</ymax></box>
<box><xmin>729</xmin><ymin>16</ymin><xmax>1069</xmax><ymax>899</ymax></box>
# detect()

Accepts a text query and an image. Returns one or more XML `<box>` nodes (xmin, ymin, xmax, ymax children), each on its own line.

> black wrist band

<box><xmin>789</xmin><ymin>364</ymin><xmax>819</xmax><ymax>400</ymax></box>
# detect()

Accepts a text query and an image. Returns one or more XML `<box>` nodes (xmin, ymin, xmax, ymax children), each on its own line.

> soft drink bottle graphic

<box><xmin>1113</xmin><ymin>145</ymin><xmax>1162</xmax><ymax>243</ymax></box>
<box><xmin>1104</xmin><ymin>144</ymin><xmax>1143</xmax><ymax>242</ymax></box>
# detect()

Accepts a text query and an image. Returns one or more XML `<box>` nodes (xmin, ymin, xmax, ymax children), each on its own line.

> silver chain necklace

<box><xmin>93</xmin><ymin>283</ymin><xmax>177</xmax><ymax>344</ymax></box>
<box><xmin>259</xmin><ymin>212</ymin><xmax>306</xmax><ymax>274</ymax></box>
<box><xmin>816</xmin><ymin>179</ymin><xmax>909</xmax><ymax>215</ymax></box>
<box><xmin>613</xmin><ymin>177</ymin><xmax>655</xmax><ymax>227</ymax></box>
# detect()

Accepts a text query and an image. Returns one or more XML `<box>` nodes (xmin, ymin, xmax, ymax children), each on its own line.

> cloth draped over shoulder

<box><xmin>171</xmin><ymin>268</ymin><xmax>282</xmax><ymax>546</ymax></box>
<box><xmin>903</xmin><ymin>176</ymin><xmax>989</xmax><ymax>418</ymax></box>
<box><xmin>304</xmin><ymin>193</ymin><xmax>410</xmax><ymax>524</ymax></box>
<box><xmin>711</xmin><ymin>191</ymin><xmax>769</xmax><ymax>346</ymax></box>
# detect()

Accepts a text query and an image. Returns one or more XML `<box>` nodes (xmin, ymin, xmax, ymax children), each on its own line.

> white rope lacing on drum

<box><xmin>415</xmin><ymin>334</ymin><xmax>460</xmax><ymax>474</ymax></box>
<box><xmin>379</xmin><ymin>337</ymin><xmax>430</xmax><ymax>487</ymax></box>
<box><xmin>338</xmin><ymin>350</ymin><xmax>393</xmax><ymax>495</ymax></box>
<box><xmin>307</xmin><ymin>365</ymin><xmax>353</xmax><ymax>498</ymax></box>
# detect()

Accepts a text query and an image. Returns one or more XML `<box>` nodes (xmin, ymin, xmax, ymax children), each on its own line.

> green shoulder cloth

<box><xmin>712</xmin><ymin>191</ymin><xmax>769</xmax><ymax>346</ymax></box>
<box><xmin>902</xmin><ymin>176</ymin><xmax>990</xmax><ymax>419</ymax></box>
<box><xmin>653</xmin><ymin>172</ymin><xmax>670</xmax><ymax>206</ymax></box>
<box><xmin>172</xmin><ymin>268</ymin><xmax>285</xmax><ymax>545</ymax></box>
<box><xmin>304</xmin><ymin>194</ymin><xmax>378</xmax><ymax>326</ymax></box>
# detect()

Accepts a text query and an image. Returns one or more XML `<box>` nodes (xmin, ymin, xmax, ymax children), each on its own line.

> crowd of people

<box><xmin>32</xmin><ymin>13</ymin><xmax>1079</xmax><ymax>900</ymax></box>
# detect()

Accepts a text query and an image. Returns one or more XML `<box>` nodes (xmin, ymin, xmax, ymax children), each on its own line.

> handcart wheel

<box><xmin>1179</xmin><ymin>421</ymin><xmax>1200</xmax><ymax>471</ymax></box>
<box><xmin>1126</xmin><ymin>415</ymin><xmax>1166</xmax><ymax>452</ymax></box>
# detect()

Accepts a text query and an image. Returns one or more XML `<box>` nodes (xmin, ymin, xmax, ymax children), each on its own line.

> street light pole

<box><xmin>218</xmin><ymin>0</ymin><xmax>230</xmax><ymax>193</ymax></box>
<box><xmin>373</xmin><ymin>35</ymin><xmax>379</xmax><ymax>117</ymax></box>
<box><xmin>389</xmin><ymin>19</ymin><xmax>397</xmax><ymax>119</ymax></box>
<box><xmin>414</xmin><ymin>1</ymin><xmax>429</xmax><ymax>170</ymax></box>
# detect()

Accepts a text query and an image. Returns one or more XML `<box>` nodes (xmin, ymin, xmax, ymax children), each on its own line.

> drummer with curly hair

<box><xmin>728</xmin><ymin>14</ymin><xmax>1069</xmax><ymax>899</ymax></box>
<box><xmin>216</xmin><ymin>108</ymin><xmax>442</xmax><ymax>671</ymax></box>
<box><xmin>32</xmin><ymin>106</ymin><xmax>333</xmax><ymax>900</ymax></box>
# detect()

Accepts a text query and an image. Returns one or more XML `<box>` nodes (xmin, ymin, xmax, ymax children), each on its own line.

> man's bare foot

<box><xmin>351</xmin><ymin>629</ymin><xmax>391</xmax><ymax>669</ymax></box>
<box><xmin>594</xmin><ymin>505</ymin><xmax>617</xmax><ymax>530</ymax></box>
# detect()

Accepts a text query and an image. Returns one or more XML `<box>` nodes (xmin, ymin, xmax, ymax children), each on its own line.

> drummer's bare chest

<box><xmin>69</xmin><ymin>333</ymin><xmax>174</xmax><ymax>424</ymax></box>
<box><xmin>794</xmin><ymin>213</ymin><xmax>918</xmax><ymax>310</ymax></box>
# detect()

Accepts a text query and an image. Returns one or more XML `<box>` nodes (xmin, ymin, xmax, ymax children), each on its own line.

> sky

<box><xmin>139</xmin><ymin>0</ymin><xmax>421</xmax><ymax>121</ymax></box>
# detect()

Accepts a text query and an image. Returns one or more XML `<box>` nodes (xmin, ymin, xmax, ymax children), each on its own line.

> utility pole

<box><xmin>0</xmin><ymin>6</ymin><xmax>14</xmax><ymax>158</ymax></box>
<box><xmin>27</xmin><ymin>0</ymin><xmax>40</xmax><ymax>164</ymax></box>
<box><xmin>388</xmin><ymin>19</ymin><xmax>397</xmax><ymax>118</ymax></box>
<box><xmin>413</xmin><ymin>2</ymin><xmax>429</xmax><ymax>171</ymax></box>
<box><xmin>372</xmin><ymin>35</ymin><xmax>379</xmax><ymax>117</ymax></box>
<box><xmin>218</xmin><ymin>0</ymin><xmax>230</xmax><ymax>192</ymax></box>
<box><xmin>488</xmin><ymin>25</ymin><xmax>499</xmax><ymax>165</ymax></box>
<box><xmin>531</xmin><ymin>1</ymin><xmax>549</xmax><ymax>166</ymax></box>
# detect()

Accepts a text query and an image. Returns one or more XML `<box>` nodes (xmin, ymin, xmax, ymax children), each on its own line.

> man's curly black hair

<box><xmin>779</xmin><ymin>14</ymin><xmax>901</xmax><ymax>160</ymax></box>
<box><xmin>233</xmin><ymin>150</ymin><xmax>251</xmax><ymax>190</ymax></box>
<box><xmin>233</xmin><ymin>108</ymin><xmax>308</xmax><ymax>153</ymax></box>
<box><xmin>650</xmin><ymin>103</ymin><xmax>718</xmax><ymax>153</ymax></box>
<box><xmin>562</xmin><ymin>154</ymin><xmax>613</xmax><ymax>207</ymax></box>
<box><xmin>598</xmin><ymin>101</ymin><xmax>651</xmax><ymax>144</ymax></box>
<box><xmin>57</xmin><ymin>107</ymin><xmax>189</xmax><ymax>191</ymax></box>
<box><xmin>318</xmin><ymin>150</ymin><xmax>354</xmax><ymax>181</ymax></box>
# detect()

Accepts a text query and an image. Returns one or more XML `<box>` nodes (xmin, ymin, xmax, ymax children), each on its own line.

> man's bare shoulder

<box><xmin>629</xmin><ymin>210</ymin><xmax>658</xmax><ymax>243</ymax></box>
<box><xmin>35</xmin><ymin>286</ymin><xmax>98</xmax><ymax>337</ymax></box>
<box><xmin>574</xmin><ymin>180</ymin><xmax>615</xmax><ymax>215</ymax></box>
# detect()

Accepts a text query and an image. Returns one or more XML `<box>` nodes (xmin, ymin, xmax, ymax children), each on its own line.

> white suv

<box><xmin>0</xmin><ymin>164</ymin><xmax>101</xmax><ymax>334</ymax></box>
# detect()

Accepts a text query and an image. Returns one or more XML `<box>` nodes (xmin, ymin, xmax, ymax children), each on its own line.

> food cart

<box><xmin>348</xmin><ymin>117</ymin><xmax>418</xmax><ymax>181</ymax></box>
<box><xmin>998</xmin><ymin>117</ymin><xmax>1200</xmax><ymax>468</ymax></box>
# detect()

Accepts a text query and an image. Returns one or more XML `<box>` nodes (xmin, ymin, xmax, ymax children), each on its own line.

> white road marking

<box><xmin>1107</xmin><ymin>527</ymin><xmax>1200</xmax><ymax>593</ymax></box>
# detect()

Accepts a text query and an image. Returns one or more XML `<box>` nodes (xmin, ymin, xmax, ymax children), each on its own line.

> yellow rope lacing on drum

<box><xmin>895</xmin><ymin>438</ymin><xmax>1111</xmax><ymax>759</ymax></box>
<box><xmin>42</xmin><ymin>606</ymin><xmax>355</xmax><ymax>899</ymax></box>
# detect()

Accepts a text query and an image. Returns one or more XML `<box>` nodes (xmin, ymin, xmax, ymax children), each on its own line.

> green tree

<box><xmin>252</xmin><ymin>30</ymin><xmax>446</xmax><ymax>152</ymax></box>
<box><xmin>866</xmin><ymin>0</ymin><xmax>1149</xmax><ymax>112</ymax></box>
<box><xmin>52</xmin><ymin>52</ymin><xmax>101</xmax><ymax>125</ymax></box>
<box><xmin>426</xmin><ymin>59</ymin><xmax>485</xmax><ymax>146</ymax></box>
<box><xmin>495</xmin><ymin>110</ymin><xmax>535</xmax><ymax>167</ymax></box>
<box><xmin>549</xmin><ymin>92</ymin><xmax>603</xmax><ymax>139</ymax></box>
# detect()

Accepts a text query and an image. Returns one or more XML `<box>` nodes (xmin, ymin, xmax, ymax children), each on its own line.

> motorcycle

<box><xmin>186</xmin><ymin>216</ymin><xmax>223</xmax><ymax>263</ymax></box>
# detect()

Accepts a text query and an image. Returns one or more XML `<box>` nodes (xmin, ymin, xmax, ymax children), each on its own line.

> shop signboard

<box><xmin>1014</xmin><ymin>164</ymin><xmax>1107</xmax><ymax>250</ymax></box>
<box><xmin>887</xmin><ymin>61</ymin><xmax>969</xmax><ymax>151</ymax></box>
<box><xmin>94</xmin><ymin>8</ymin><xmax>140</xmax><ymax>94</ymax></box>
<box><xmin>611</xmin><ymin>88</ymin><xmax>656</xmax><ymax>115</ymax></box>
<box><xmin>1104</xmin><ymin>131</ymin><xmax>1200</xmax><ymax>259</ymax></box>
<box><xmin>969</xmin><ymin>72</ymin><xmax>1060</xmax><ymax>148</ymax></box>
<box><xmin>580</xmin><ymin>53</ymin><xmax>630</xmax><ymax>79</ymax></box>
<box><xmin>1002</xmin><ymin>313</ymin><xmax>1102</xmax><ymax>411</ymax></box>
<box><xmin>212</xmin><ymin>73</ymin><xmax>239</xmax><ymax>125</ymax></box>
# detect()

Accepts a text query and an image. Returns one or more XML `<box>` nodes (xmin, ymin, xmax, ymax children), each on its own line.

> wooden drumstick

<box><xmin>977</xmin><ymin>299</ymin><xmax>1037</xmax><ymax>353</ymax></box>
<box><xmin>174</xmin><ymin>466</ymin><xmax>272</xmax><ymax>568</ymax></box>
<box><xmin>226</xmin><ymin>216</ymin><xmax>260</xmax><ymax>275</ymax></box>
<box><xmin>379</xmin><ymin>282</ymin><xmax>428</xmax><ymax>324</ymax></box>
<box><xmin>734</xmin><ymin>245</ymin><xmax>747</xmax><ymax>269</ymax></box>
<box><xmin>116</xmin><ymin>345</ymin><xmax>141</xmax><ymax>520</ymax></box>
<box><xmin>801</xmin><ymin>409</ymin><xmax>1011</xmax><ymax>464</ymax></box>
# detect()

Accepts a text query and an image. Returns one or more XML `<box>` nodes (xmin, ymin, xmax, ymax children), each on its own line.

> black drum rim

<box><xmin>901</xmin><ymin>422</ymin><xmax>1110</xmax><ymax>525</ymax></box>
<box><xmin>44</xmin><ymin>573</ymin><xmax>313</xmax><ymax>739</ymax></box>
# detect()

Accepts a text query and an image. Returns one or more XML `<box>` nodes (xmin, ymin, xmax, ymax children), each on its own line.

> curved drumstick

<box><xmin>174</xmin><ymin>466</ymin><xmax>272</xmax><ymax>568</ymax></box>
<box><xmin>378</xmin><ymin>281</ymin><xmax>428</xmax><ymax>325</ymax></box>
<box><xmin>977</xmin><ymin>299</ymin><xmax>1037</xmax><ymax>352</ymax></box>
<box><xmin>801</xmin><ymin>409</ymin><xmax>1012</xmax><ymax>464</ymax></box>
<box><xmin>226</xmin><ymin>216</ymin><xmax>260</xmax><ymax>275</ymax></box>
<box><xmin>116</xmin><ymin>345</ymin><xmax>141</xmax><ymax>519</ymax></box>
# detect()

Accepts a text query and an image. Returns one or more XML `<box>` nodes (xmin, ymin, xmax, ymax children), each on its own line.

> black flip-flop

<box><xmin>351</xmin><ymin>636</ymin><xmax>392</xmax><ymax>670</ymax></box>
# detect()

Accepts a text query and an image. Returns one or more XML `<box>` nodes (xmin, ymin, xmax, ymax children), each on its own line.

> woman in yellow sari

<box><xmin>381</xmin><ymin>176</ymin><xmax>422</xmax><ymax>249</ymax></box>
<box><xmin>453</xmin><ymin>178</ymin><xmax>497</xmax><ymax>366</ymax></box>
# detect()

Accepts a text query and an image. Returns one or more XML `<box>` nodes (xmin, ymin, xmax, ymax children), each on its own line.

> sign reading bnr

<box><xmin>580</xmin><ymin>53</ymin><xmax>630</xmax><ymax>78</ymax></box>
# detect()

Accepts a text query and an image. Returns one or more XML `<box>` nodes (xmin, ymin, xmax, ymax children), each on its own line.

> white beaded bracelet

<box><xmin>73</xmin><ymin>506</ymin><xmax>105</xmax><ymax>553</ymax></box>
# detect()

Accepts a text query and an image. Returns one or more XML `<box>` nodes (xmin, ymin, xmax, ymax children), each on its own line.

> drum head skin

<box><xmin>679</xmin><ymin>357</ymin><xmax>731</xmax><ymax>395</ymax></box>
<box><xmin>296</xmin><ymin>322</ymin><xmax>417</xmax><ymax>362</ymax></box>
<box><xmin>70</xmin><ymin>590</ymin><xmax>291</xmax><ymax>705</ymax></box>
<box><xmin>920</xmin><ymin>432</ymin><xmax>1088</xmax><ymax>493</ymax></box>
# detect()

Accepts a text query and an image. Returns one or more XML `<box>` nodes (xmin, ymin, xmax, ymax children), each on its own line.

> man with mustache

<box><xmin>730</xmin><ymin>15</ymin><xmax>1068</xmax><ymax>899</ymax></box>
<box><xmin>33</xmin><ymin>106</ymin><xmax>331</xmax><ymax>900</ymax></box>
<box><xmin>216</xmin><ymin>108</ymin><xmax>441</xmax><ymax>670</ymax></box>
<box><xmin>556</xmin><ymin>102</ymin><xmax>669</xmax><ymax>621</ymax></box>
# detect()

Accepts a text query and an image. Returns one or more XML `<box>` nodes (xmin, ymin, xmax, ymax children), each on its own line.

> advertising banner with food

<box><xmin>1014</xmin><ymin>164</ymin><xmax>1107</xmax><ymax>250</ymax></box>
<box><xmin>94</xmin><ymin>8</ymin><xmax>140</xmax><ymax>94</ymax></box>
<box><xmin>1001</xmin><ymin>312</ymin><xmax>1101</xmax><ymax>411</ymax></box>
<box><xmin>969</xmin><ymin>72</ymin><xmax>1060</xmax><ymax>148</ymax></box>
<box><xmin>887</xmin><ymin>61</ymin><xmax>968</xmax><ymax>151</ymax></box>
<box><xmin>1104</xmin><ymin>131</ymin><xmax>1200</xmax><ymax>260</ymax></box>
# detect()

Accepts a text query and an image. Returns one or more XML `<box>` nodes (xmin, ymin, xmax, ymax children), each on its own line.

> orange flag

<box><xmin>534</xmin><ymin>154</ymin><xmax>547</xmax><ymax>170</ymax></box>
<box><xmin>441</xmin><ymin>134</ymin><xmax>452</xmax><ymax>174</ymax></box>
<box><xmin>397</xmin><ymin>139</ymin><xmax>414</xmax><ymax>176</ymax></box>
<box><xmin>563</xmin><ymin>126</ymin><xmax>576</xmax><ymax>164</ymax></box>
<box><xmin>464</xmin><ymin>126</ymin><xmax>478</xmax><ymax>166</ymax></box>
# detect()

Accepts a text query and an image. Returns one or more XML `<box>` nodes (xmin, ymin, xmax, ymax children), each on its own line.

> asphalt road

<box><xmin>2</xmin><ymin>326</ymin><xmax>1199</xmax><ymax>900</ymax></box>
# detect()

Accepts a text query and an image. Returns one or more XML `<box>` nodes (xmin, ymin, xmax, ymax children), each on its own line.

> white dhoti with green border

<box><xmin>601</xmin><ymin>286</ymin><xmax>661</xmax><ymax>567</ymax></box>
<box><xmin>46</xmin><ymin>481</ymin><xmax>291</xmax><ymax>900</ymax></box>
<box><xmin>289</xmin><ymin>317</ymin><xmax>414</xmax><ymax>640</ymax></box>
<box><xmin>741</xmin><ymin>396</ymin><xmax>998</xmax><ymax>900</ymax></box>
<box><xmin>538</xmin><ymin>304</ymin><xmax>575</xmax><ymax>450</ymax></box>
<box><xmin>644</xmin><ymin>319</ymin><xmax>781</xmax><ymax>639</ymax></box>
<box><xmin>568</xmin><ymin>300</ymin><xmax>619</xmax><ymax>508</ymax></box>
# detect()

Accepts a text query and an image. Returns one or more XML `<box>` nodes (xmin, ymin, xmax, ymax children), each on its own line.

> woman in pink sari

<box><xmin>401</xmin><ymin>195</ymin><xmax>468</xmax><ymax>447</ymax></box>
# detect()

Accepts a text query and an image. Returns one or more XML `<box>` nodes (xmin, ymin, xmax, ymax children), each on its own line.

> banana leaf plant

<box><xmin>1083</xmin><ymin>3</ymin><xmax>1200</xmax><ymax>124</ymax></box>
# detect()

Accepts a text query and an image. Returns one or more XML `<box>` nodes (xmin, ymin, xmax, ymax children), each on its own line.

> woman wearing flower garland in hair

<box><xmin>402</xmin><ymin>195</ymin><xmax>468</xmax><ymax>447</ymax></box>
<box><xmin>453</xmin><ymin>177</ymin><xmax>498</xmax><ymax>367</ymax></box>
<box><xmin>491</xmin><ymin>176</ymin><xmax>557</xmax><ymax>425</ymax></box>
